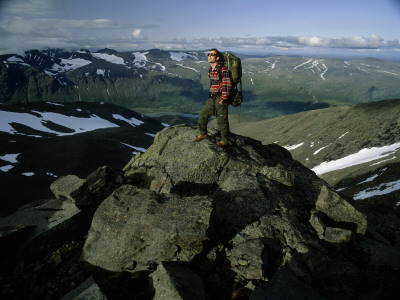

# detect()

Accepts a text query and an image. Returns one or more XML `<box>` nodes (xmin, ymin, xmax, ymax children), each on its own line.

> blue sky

<box><xmin>0</xmin><ymin>0</ymin><xmax>399</xmax><ymax>57</ymax></box>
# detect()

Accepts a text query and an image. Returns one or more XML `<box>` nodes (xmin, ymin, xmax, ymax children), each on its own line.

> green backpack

<box><xmin>218</xmin><ymin>52</ymin><xmax>243</xmax><ymax>107</ymax></box>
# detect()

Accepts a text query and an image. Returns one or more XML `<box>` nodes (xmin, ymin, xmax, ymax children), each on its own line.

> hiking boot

<box><xmin>194</xmin><ymin>134</ymin><xmax>208</xmax><ymax>142</ymax></box>
<box><xmin>217</xmin><ymin>141</ymin><xmax>228</xmax><ymax>147</ymax></box>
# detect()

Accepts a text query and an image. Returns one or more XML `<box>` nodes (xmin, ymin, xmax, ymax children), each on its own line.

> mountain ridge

<box><xmin>2</xmin><ymin>48</ymin><xmax>400</xmax><ymax>118</ymax></box>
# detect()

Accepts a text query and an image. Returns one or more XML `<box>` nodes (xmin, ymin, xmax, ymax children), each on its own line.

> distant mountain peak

<box><xmin>96</xmin><ymin>48</ymin><xmax>119</xmax><ymax>55</ymax></box>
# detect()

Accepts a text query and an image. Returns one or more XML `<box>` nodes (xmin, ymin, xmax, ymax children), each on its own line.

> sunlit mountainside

<box><xmin>1</xmin><ymin>48</ymin><xmax>400</xmax><ymax>119</ymax></box>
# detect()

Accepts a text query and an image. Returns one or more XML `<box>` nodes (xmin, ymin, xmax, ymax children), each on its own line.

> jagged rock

<box><xmin>71</xmin><ymin>166</ymin><xmax>123</xmax><ymax>211</ymax></box>
<box><xmin>260</xmin><ymin>164</ymin><xmax>295</xmax><ymax>186</ymax></box>
<box><xmin>150</xmin><ymin>262</ymin><xmax>206</xmax><ymax>300</ymax></box>
<box><xmin>250</xmin><ymin>266</ymin><xmax>325</xmax><ymax>300</ymax></box>
<box><xmin>50</xmin><ymin>175</ymin><xmax>85</xmax><ymax>202</ymax></box>
<box><xmin>226</xmin><ymin>225</ymin><xmax>266</xmax><ymax>280</ymax></box>
<box><xmin>60</xmin><ymin>276</ymin><xmax>106</xmax><ymax>300</ymax></box>
<box><xmin>81</xmin><ymin>185</ymin><xmax>213</xmax><ymax>272</ymax></box>
<box><xmin>309</xmin><ymin>211</ymin><xmax>357</xmax><ymax>243</ymax></box>
<box><xmin>314</xmin><ymin>185</ymin><xmax>367</xmax><ymax>234</ymax></box>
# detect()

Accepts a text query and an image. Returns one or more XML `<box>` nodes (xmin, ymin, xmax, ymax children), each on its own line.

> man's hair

<box><xmin>209</xmin><ymin>48</ymin><xmax>221</xmax><ymax>59</ymax></box>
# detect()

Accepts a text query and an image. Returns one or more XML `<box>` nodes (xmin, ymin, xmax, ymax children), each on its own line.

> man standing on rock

<box><xmin>194</xmin><ymin>48</ymin><xmax>231</xmax><ymax>147</ymax></box>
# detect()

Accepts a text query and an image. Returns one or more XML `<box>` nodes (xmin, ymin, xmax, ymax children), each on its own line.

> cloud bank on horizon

<box><xmin>0</xmin><ymin>0</ymin><xmax>399</xmax><ymax>56</ymax></box>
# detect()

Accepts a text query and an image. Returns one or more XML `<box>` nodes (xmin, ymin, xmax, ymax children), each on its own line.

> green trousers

<box><xmin>198</xmin><ymin>96</ymin><xmax>230</xmax><ymax>143</ymax></box>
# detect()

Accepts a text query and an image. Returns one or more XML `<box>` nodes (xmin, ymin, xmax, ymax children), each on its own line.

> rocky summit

<box><xmin>1</xmin><ymin>125</ymin><xmax>399</xmax><ymax>299</ymax></box>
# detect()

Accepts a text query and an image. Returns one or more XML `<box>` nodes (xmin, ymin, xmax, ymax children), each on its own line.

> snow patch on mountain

<box><xmin>370</xmin><ymin>156</ymin><xmax>397</xmax><ymax>166</ymax></box>
<box><xmin>377</xmin><ymin>70</ymin><xmax>400</xmax><ymax>77</ymax></box>
<box><xmin>313</xmin><ymin>143</ymin><xmax>332</xmax><ymax>155</ymax></box>
<box><xmin>357</xmin><ymin>173</ymin><xmax>381</xmax><ymax>185</ymax></box>
<box><xmin>6</xmin><ymin>56</ymin><xmax>24</xmax><ymax>63</ymax></box>
<box><xmin>0</xmin><ymin>165</ymin><xmax>13</xmax><ymax>172</ymax></box>
<box><xmin>170</xmin><ymin>52</ymin><xmax>197</xmax><ymax>61</ymax></box>
<box><xmin>4</xmin><ymin>56</ymin><xmax>30</xmax><ymax>67</ymax></box>
<box><xmin>0</xmin><ymin>153</ymin><xmax>19</xmax><ymax>173</ymax></box>
<box><xmin>133</xmin><ymin>51</ymin><xmax>149</xmax><ymax>67</ymax></box>
<box><xmin>266</xmin><ymin>59</ymin><xmax>279</xmax><ymax>69</ymax></box>
<box><xmin>284</xmin><ymin>142</ymin><xmax>304</xmax><ymax>150</ymax></box>
<box><xmin>338</xmin><ymin>132</ymin><xmax>349</xmax><ymax>139</ymax></box>
<box><xmin>294</xmin><ymin>58</ymin><xmax>328</xmax><ymax>80</ymax></box>
<box><xmin>92</xmin><ymin>52</ymin><xmax>125</xmax><ymax>65</ymax></box>
<box><xmin>312</xmin><ymin>142</ymin><xmax>400</xmax><ymax>175</ymax></box>
<box><xmin>0</xmin><ymin>110</ymin><xmax>121</xmax><ymax>137</ymax></box>
<box><xmin>22</xmin><ymin>172</ymin><xmax>35</xmax><ymax>177</ymax></box>
<box><xmin>112</xmin><ymin>114</ymin><xmax>144</xmax><ymax>126</ymax></box>
<box><xmin>153</xmin><ymin>62</ymin><xmax>166</xmax><ymax>71</ymax></box>
<box><xmin>51</xmin><ymin>58</ymin><xmax>92</xmax><ymax>72</ymax></box>
<box><xmin>0</xmin><ymin>153</ymin><xmax>19</xmax><ymax>163</ymax></box>
<box><xmin>120</xmin><ymin>142</ymin><xmax>146</xmax><ymax>154</ymax></box>
<box><xmin>47</xmin><ymin>102</ymin><xmax>64</xmax><ymax>106</ymax></box>
<box><xmin>354</xmin><ymin>179</ymin><xmax>400</xmax><ymax>200</ymax></box>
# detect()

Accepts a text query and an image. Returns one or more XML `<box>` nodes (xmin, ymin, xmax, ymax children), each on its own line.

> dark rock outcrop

<box><xmin>60</xmin><ymin>276</ymin><xmax>106</xmax><ymax>300</ymax></box>
<box><xmin>150</xmin><ymin>262</ymin><xmax>207</xmax><ymax>300</ymax></box>
<box><xmin>1</xmin><ymin>125</ymin><xmax>399</xmax><ymax>299</ymax></box>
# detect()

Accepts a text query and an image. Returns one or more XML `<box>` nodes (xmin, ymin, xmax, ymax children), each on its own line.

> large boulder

<box><xmin>78</xmin><ymin>125</ymin><xmax>399</xmax><ymax>299</ymax></box>
<box><xmin>81</xmin><ymin>185</ymin><xmax>213</xmax><ymax>272</ymax></box>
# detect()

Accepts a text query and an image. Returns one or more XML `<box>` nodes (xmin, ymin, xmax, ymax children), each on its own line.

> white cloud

<box><xmin>0</xmin><ymin>0</ymin><xmax>398</xmax><ymax>54</ymax></box>
<box><xmin>131</xmin><ymin>28</ymin><xmax>147</xmax><ymax>40</ymax></box>
<box><xmin>191</xmin><ymin>35</ymin><xmax>399</xmax><ymax>51</ymax></box>
<box><xmin>299</xmin><ymin>36</ymin><xmax>330</xmax><ymax>47</ymax></box>
<box><xmin>286</xmin><ymin>34</ymin><xmax>399</xmax><ymax>50</ymax></box>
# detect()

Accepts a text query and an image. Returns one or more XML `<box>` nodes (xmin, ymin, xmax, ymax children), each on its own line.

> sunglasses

<box><xmin>207</xmin><ymin>53</ymin><xmax>217</xmax><ymax>57</ymax></box>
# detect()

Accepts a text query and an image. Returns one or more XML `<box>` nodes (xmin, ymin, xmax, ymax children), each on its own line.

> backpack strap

<box><xmin>217</xmin><ymin>66</ymin><xmax>225</xmax><ymax>95</ymax></box>
<box><xmin>217</xmin><ymin>65</ymin><xmax>223</xmax><ymax>84</ymax></box>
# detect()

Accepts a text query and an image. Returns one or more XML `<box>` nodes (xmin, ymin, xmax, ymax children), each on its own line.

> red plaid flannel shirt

<box><xmin>209</xmin><ymin>64</ymin><xmax>232</xmax><ymax>104</ymax></box>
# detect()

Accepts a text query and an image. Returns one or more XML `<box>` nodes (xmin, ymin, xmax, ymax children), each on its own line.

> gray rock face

<box><xmin>77</xmin><ymin>125</ymin><xmax>393</xmax><ymax>299</ymax></box>
<box><xmin>82</xmin><ymin>185</ymin><xmax>212</xmax><ymax>272</ymax></box>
